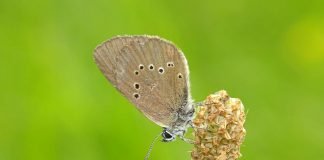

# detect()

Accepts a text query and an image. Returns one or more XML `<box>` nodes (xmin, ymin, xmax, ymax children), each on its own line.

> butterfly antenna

<box><xmin>144</xmin><ymin>133</ymin><xmax>161</xmax><ymax>160</ymax></box>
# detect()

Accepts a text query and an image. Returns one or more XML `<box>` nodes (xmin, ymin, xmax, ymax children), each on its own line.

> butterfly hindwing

<box><xmin>94</xmin><ymin>35</ymin><xmax>191</xmax><ymax>127</ymax></box>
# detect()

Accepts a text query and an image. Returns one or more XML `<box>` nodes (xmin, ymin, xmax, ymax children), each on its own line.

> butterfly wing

<box><xmin>94</xmin><ymin>35</ymin><xmax>191</xmax><ymax>127</ymax></box>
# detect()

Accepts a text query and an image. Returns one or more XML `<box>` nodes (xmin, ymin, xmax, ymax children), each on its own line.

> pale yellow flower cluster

<box><xmin>191</xmin><ymin>90</ymin><xmax>246</xmax><ymax>160</ymax></box>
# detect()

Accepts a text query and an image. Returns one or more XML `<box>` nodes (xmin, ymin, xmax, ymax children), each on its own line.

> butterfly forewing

<box><xmin>94</xmin><ymin>35</ymin><xmax>190</xmax><ymax>127</ymax></box>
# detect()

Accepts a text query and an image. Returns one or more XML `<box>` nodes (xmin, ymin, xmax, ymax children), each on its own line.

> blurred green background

<box><xmin>1</xmin><ymin>0</ymin><xmax>324</xmax><ymax>159</ymax></box>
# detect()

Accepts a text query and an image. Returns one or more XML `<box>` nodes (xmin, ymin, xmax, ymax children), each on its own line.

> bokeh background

<box><xmin>1</xmin><ymin>0</ymin><xmax>324</xmax><ymax>159</ymax></box>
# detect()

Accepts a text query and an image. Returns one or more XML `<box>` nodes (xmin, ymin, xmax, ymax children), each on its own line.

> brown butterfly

<box><xmin>93</xmin><ymin>35</ymin><xmax>194</xmax><ymax>143</ymax></box>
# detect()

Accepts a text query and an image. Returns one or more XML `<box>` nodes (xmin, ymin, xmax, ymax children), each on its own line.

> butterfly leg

<box><xmin>194</xmin><ymin>101</ymin><xmax>204</xmax><ymax>107</ymax></box>
<box><xmin>179</xmin><ymin>135</ymin><xmax>195</xmax><ymax>144</ymax></box>
<box><xmin>190</xmin><ymin>123</ymin><xmax>206</xmax><ymax>130</ymax></box>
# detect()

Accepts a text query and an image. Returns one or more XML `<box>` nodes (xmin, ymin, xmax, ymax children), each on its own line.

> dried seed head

<box><xmin>191</xmin><ymin>90</ymin><xmax>246</xmax><ymax>160</ymax></box>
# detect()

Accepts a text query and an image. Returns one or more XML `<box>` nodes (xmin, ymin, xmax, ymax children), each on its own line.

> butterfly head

<box><xmin>161</xmin><ymin>128</ymin><xmax>176</xmax><ymax>142</ymax></box>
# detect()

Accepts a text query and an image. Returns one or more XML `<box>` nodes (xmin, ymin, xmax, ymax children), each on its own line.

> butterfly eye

<box><xmin>158</xmin><ymin>67</ymin><xmax>164</xmax><ymax>74</ymax></box>
<box><xmin>148</xmin><ymin>64</ymin><xmax>154</xmax><ymax>70</ymax></box>
<box><xmin>162</xmin><ymin>130</ymin><xmax>175</xmax><ymax>142</ymax></box>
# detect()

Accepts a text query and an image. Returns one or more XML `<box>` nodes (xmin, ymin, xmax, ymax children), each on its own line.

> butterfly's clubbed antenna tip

<box><xmin>191</xmin><ymin>90</ymin><xmax>246</xmax><ymax>160</ymax></box>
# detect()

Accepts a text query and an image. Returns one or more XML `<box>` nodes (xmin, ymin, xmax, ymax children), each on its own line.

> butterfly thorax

<box><xmin>161</xmin><ymin>103</ymin><xmax>195</xmax><ymax>142</ymax></box>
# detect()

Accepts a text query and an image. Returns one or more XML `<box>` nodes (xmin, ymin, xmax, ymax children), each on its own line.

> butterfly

<box><xmin>93</xmin><ymin>35</ymin><xmax>194</xmax><ymax>143</ymax></box>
